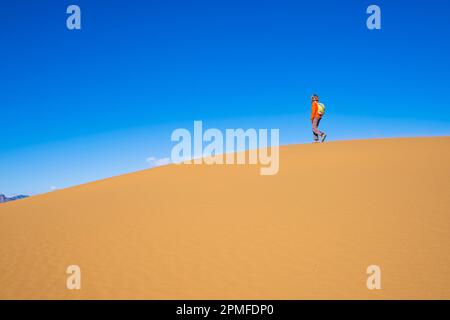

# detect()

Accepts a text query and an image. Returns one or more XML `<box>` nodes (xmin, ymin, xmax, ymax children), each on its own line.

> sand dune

<box><xmin>1</xmin><ymin>137</ymin><xmax>449</xmax><ymax>299</ymax></box>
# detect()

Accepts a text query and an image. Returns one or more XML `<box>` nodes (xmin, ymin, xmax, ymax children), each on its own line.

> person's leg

<box><xmin>312</xmin><ymin>131</ymin><xmax>318</xmax><ymax>142</ymax></box>
<box><xmin>312</xmin><ymin>117</ymin><xmax>322</xmax><ymax>142</ymax></box>
<box><xmin>312</xmin><ymin>123</ymin><xmax>318</xmax><ymax>142</ymax></box>
<box><xmin>317</xmin><ymin>118</ymin><xmax>326</xmax><ymax>142</ymax></box>
<box><xmin>313</xmin><ymin>118</ymin><xmax>327</xmax><ymax>142</ymax></box>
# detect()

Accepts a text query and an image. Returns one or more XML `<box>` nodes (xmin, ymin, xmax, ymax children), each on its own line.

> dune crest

<box><xmin>1</xmin><ymin>137</ymin><xmax>450</xmax><ymax>299</ymax></box>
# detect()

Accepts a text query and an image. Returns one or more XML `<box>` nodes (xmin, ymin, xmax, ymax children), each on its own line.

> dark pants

<box><xmin>312</xmin><ymin>117</ymin><xmax>323</xmax><ymax>142</ymax></box>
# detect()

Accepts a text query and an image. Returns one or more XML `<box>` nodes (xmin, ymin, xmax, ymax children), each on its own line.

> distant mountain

<box><xmin>0</xmin><ymin>194</ymin><xmax>29</xmax><ymax>203</ymax></box>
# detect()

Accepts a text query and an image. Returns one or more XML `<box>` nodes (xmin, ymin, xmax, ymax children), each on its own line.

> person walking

<box><xmin>310</xmin><ymin>94</ymin><xmax>326</xmax><ymax>143</ymax></box>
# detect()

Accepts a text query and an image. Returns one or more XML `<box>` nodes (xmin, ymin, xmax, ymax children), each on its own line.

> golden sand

<box><xmin>1</xmin><ymin>137</ymin><xmax>449</xmax><ymax>299</ymax></box>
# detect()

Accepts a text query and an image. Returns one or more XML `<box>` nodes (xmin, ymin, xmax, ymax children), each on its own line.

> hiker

<box><xmin>310</xmin><ymin>94</ymin><xmax>326</xmax><ymax>143</ymax></box>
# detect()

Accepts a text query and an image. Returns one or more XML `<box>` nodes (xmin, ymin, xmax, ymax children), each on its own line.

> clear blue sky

<box><xmin>1</xmin><ymin>0</ymin><xmax>449</xmax><ymax>195</ymax></box>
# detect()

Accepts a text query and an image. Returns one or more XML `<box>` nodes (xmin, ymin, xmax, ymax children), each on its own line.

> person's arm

<box><xmin>311</xmin><ymin>102</ymin><xmax>317</xmax><ymax>121</ymax></box>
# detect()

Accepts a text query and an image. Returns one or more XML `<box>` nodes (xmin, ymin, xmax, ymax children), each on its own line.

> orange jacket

<box><xmin>311</xmin><ymin>101</ymin><xmax>322</xmax><ymax>121</ymax></box>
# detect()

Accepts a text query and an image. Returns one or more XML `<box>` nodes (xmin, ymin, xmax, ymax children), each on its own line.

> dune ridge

<box><xmin>1</xmin><ymin>137</ymin><xmax>450</xmax><ymax>299</ymax></box>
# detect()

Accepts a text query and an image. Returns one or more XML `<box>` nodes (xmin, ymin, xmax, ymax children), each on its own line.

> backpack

<box><xmin>317</xmin><ymin>102</ymin><xmax>325</xmax><ymax>115</ymax></box>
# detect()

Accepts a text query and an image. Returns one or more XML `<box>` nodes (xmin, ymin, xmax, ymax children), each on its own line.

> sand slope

<box><xmin>1</xmin><ymin>137</ymin><xmax>450</xmax><ymax>299</ymax></box>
